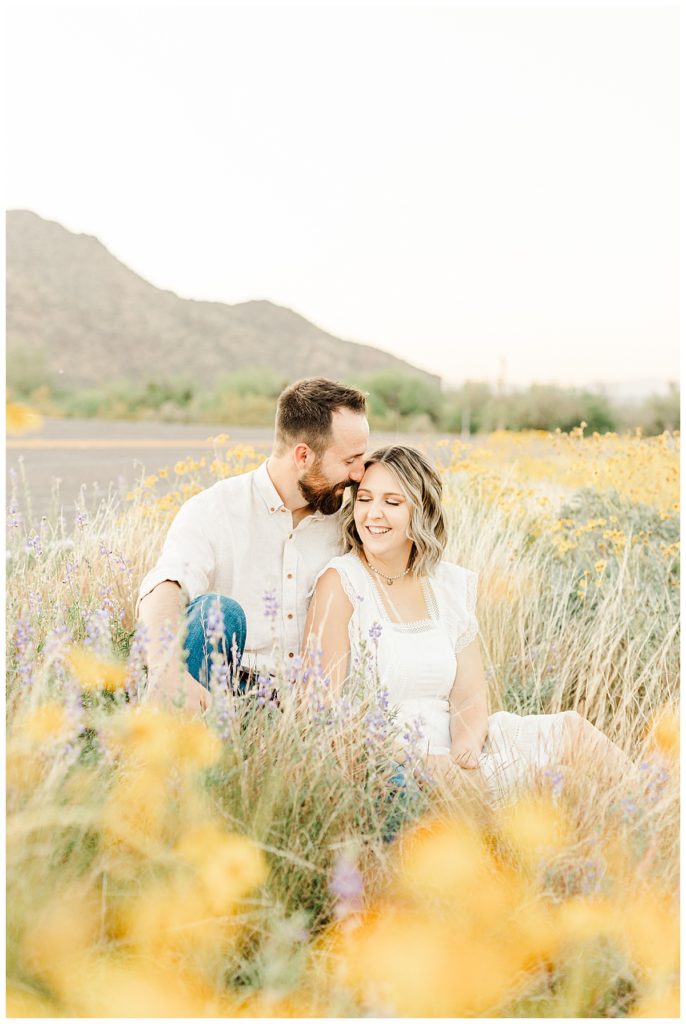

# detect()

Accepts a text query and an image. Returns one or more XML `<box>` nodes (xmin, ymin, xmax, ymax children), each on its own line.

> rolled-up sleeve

<box><xmin>136</xmin><ymin>492</ymin><xmax>219</xmax><ymax>614</ymax></box>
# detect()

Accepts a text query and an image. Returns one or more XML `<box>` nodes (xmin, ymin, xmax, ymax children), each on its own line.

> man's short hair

<box><xmin>275</xmin><ymin>377</ymin><xmax>367</xmax><ymax>456</ymax></box>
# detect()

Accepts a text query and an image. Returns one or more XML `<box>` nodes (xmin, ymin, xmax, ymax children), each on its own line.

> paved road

<box><xmin>7</xmin><ymin>417</ymin><xmax>463</xmax><ymax>523</ymax></box>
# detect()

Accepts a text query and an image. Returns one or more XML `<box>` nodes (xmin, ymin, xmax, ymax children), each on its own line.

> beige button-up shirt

<box><xmin>137</xmin><ymin>460</ymin><xmax>344</xmax><ymax>674</ymax></box>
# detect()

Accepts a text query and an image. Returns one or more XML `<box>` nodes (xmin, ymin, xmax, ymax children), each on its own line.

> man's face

<box><xmin>298</xmin><ymin>409</ymin><xmax>369</xmax><ymax>515</ymax></box>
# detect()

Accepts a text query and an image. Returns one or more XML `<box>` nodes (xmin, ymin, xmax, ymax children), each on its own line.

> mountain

<box><xmin>6</xmin><ymin>210</ymin><xmax>439</xmax><ymax>391</ymax></box>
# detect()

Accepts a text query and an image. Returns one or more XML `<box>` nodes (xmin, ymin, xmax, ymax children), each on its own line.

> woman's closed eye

<box><xmin>356</xmin><ymin>496</ymin><xmax>400</xmax><ymax>506</ymax></box>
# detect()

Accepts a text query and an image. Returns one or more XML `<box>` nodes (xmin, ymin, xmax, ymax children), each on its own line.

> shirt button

<box><xmin>287</xmin><ymin>573</ymin><xmax>294</xmax><ymax>580</ymax></box>
<box><xmin>288</xmin><ymin>532</ymin><xmax>293</xmax><ymax>540</ymax></box>
<box><xmin>287</xmin><ymin>613</ymin><xmax>293</xmax><ymax>620</ymax></box>
<box><xmin>288</xmin><ymin>651</ymin><xmax>294</xmax><ymax>658</ymax></box>
<box><xmin>270</xmin><ymin>507</ymin><xmax>275</xmax><ymax>512</ymax></box>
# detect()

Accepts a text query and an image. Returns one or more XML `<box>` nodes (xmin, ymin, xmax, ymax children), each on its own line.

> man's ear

<box><xmin>293</xmin><ymin>443</ymin><xmax>311</xmax><ymax>470</ymax></box>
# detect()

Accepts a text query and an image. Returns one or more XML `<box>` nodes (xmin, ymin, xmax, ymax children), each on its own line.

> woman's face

<box><xmin>353</xmin><ymin>462</ymin><xmax>413</xmax><ymax>561</ymax></box>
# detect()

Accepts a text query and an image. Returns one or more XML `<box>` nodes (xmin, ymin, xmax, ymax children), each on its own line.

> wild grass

<box><xmin>5</xmin><ymin>428</ymin><xmax>679</xmax><ymax>1017</ymax></box>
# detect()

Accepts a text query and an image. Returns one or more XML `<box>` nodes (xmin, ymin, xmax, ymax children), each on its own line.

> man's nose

<box><xmin>348</xmin><ymin>465</ymin><xmax>365</xmax><ymax>483</ymax></box>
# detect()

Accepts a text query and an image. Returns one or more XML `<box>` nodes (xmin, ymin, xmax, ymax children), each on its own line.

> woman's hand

<box><xmin>424</xmin><ymin>753</ymin><xmax>458</xmax><ymax>781</ymax></box>
<box><xmin>450</xmin><ymin>747</ymin><xmax>482</xmax><ymax>770</ymax></box>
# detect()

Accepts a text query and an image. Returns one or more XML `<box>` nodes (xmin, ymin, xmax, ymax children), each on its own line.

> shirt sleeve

<box><xmin>439</xmin><ymin>562</ymin><xmax>479</xmax><ymax>655</ymax></box>
<box><xmin>136</xmin><ymin>491</ymin><xmax>220</xmax><ymax>614</ymax></box>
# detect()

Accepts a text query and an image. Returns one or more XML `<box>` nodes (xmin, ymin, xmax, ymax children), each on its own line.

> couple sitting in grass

<box><xmin>138</xmin><ymin>376</ymin><xmax>634</xmax><ymax>800</ymax></box>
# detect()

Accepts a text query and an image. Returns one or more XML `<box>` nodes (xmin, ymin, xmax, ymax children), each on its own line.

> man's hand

<box><xmin>147</xmin><ymin>666</ymin><xmax>212</xmax><ymax>716</ymax></box>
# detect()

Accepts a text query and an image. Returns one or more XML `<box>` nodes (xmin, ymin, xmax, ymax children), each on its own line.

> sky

<box><xmin>5</xmin><ymin>2</ymin><xmax>680</xmax><ymax>389</ymax></box>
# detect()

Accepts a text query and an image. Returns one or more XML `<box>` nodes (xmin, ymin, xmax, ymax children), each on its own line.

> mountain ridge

<box><xmin>6</xmin><ymin>210</ymin><xmax>439</xmax><ymax>392</ymax></box>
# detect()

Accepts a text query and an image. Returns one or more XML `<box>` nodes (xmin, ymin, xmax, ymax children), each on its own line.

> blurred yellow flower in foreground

<box><xmin>5</xmin><ymin>986</ymin><xmax>57</xmax><ymax>1018</ymax></box>
<box><xmin>22</xmin><ymin>701</ymin><xmax>70</xmax><ymax>742</ymax></box>
<box><xmin>395</xmin><ymin>817</ymin><xmax>487</xmax><ymax>901</ymax></box>
<box><xmin>500</xmin><ymin>795</ymin><xmax>569</xmax><ymax>860</ymax></box>
<box><xmin>20</xmin><ymin>884</ymin><xmax>99</xmax><ymax>995</ymax></box>
<box><xmin>101</xmin><ymin>765</ymin><xmax>170</xmax><ymax>850</ymax></box>
<box><xmin>6</xmin><ymin>400</ymin><xmax>43</xmax><ymax>435</ymax></box>
<box><xmin>67</xmin><ymin>958</ymin><xmax>221</xmax><ymax>1017</ymax></box>
<box><xmin>620</xmin><ymin>890</ymin><xmax>679</xmax><ymax>979</ymax></box>
<box><xmin>340</xmin><ymin>906</ymin><xmax>523</xmax><ymax>1016</ymax></box>
<box><xmin>115</xmin><ymin>874</ymin><xmax>230</xmax><ymax>955</ymax></box>
<box><xmin>175</xmin><ymin>822</ymin><xmax>267</xmax><ymax>912</ymax></box>
<box><xmin>106</xmin><ymin>705</ymin><xmax>223</xmax><ymax>772</ymax></box>
<box><xmin>66</xmin><ymin>645</ymin><xmax>128</xmax><ymax>692</ymax></box>
<box><xmin>630</xmin><ymin>981</ymin><xmax>680</xmax><ymax>1018</ymax></box>
<box><xmin>646</xmin><ymin>706</ymin><xmax>679</xmax><ymax>761</ymax></box>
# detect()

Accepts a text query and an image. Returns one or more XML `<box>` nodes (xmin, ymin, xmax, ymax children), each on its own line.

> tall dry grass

<box><xmin>5</xmin><ymin>428</ymin><xmax>679</xmax><ymax>1017</ymax></box>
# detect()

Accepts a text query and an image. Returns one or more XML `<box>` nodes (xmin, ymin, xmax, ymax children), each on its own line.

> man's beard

<box><xmin>299</xmin><ymin>464</ymin><xmax>349</xmax><ymax>516</ymax></box>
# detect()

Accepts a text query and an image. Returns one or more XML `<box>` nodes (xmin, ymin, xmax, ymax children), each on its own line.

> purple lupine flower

<box><xmin>543</xmin><ymin>766</ymin><xmax>564</xmax><ymax>797</ymax></box>
<box><xmin>578</xmin><ymin>857</ymin><xmax>603</xmax><ymax>896</ymax></box>
<box><xmin>7</xmin><ymin>500</ymin><xmax>21</xmax><ymax>529</ymax></box>
<box><xmin>262</xmin><ymin>588</ymin><xmax>279</xmax><ymax>622</ymax></box>
<box><xmin>157</xmin><ymin>622</ymin><xmax>176</xmax><ymax>655</ymax></box>
<box><xmin>126</xmin><ymin>623</ymin><xmax>150</xmax><ymax>703</ymax></box>
<box><xmin>255</xmin><ymin>673</ymin><xmax>273</xmax><ymax>706</ymax></box>
<box><xmin>114</xmin><ymin>552</ymin><xmax>132</xmax><ymax>578</ymax></box>
<box><xmin>74</xmin><ymin>510</ymin><xmax>89</xmax><ymax>530</ymax></box>
<box><xmin>364</xmin><ymin>708</ymin><xmax>388</xmax><ymax>748</ymax></box>
<box><xmin>204</xmin><ymin>597</ymin><xmax>225</xmax><ymax>640</ymax></box>
<box><xmin>368</xmin><ymin>622</ymin><xmax>383</xmax><ymax>641</ymax></box>
<box><xmin>209</xmin><ymin>654</ymin><xmax>231</xmax><ymax>690</ymax></box>
<box><xmin>24</xmin><ymin>533</ymin><xmax>43</xmax><ymax>558</ymax></box>
<box><xmin>99</xmin><ymin>584</ymin><xmax>116</xmax><ymax>617</ymax></box>
<box><xmin>209</xmin><ymin>686</ymin><xmax>235</xmax><ymax>742</ymax></box>
<box><xmin>330</xmin><ymin>853</ymin><xmax>364</xmax><ymax>918</ymax></box>
<box><xmin>620</xmin><ymin>798</ymin><xmax>639</xmax><ymax>820</ymax></box>
<box><xmin>84</xmin><ymin>608</ymin><xmax>111</xmax><ymax>654</ymax></box>
<box><xmin>14</xmin><ymin>618</ymin><xmax>34</xmax><ymax>687</ymax></box>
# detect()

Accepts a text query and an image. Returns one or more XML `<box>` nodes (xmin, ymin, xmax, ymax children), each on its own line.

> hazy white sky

<box><xmin>6</xmin><ymin>3</ymin><xmax>680</xmax><ymax>388</ymax></box>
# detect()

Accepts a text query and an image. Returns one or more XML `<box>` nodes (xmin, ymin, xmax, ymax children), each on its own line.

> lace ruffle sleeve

<box><xmin>436</xmin><ymin>561</ymin><xmax>479</xmax><ymax>656</ymax></box>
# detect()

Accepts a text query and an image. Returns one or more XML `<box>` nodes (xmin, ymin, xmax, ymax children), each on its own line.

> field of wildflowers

<box><xmin>6</xmin><ymin>421</ymin><xmax>680</xmax><ymax>1017</ymax></box>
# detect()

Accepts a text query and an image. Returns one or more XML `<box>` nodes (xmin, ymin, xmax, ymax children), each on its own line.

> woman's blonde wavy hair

<box><xmin>340</xmin><ymin>445</ymin><xmax>447</xmax><ymax>577</ymax></box>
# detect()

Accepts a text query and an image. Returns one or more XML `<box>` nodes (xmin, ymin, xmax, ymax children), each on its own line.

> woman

<box><xmin>302</xmin><ymin>445</ymin><xmax>635</xmax><ymax>800</ymax></box>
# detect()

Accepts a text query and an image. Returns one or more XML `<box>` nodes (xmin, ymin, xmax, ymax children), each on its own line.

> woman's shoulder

<box><xmin>432</xmin><ymin>559</ymin><xmax>479</xmax><ymax>587</ymax></box>
<box><xmin>431</xmin><ymin>560</ymin><xmax>479</xmax><ymax>613</ymax></box>
<box><xmin>310</xmin><ymin>552</ymin><xmax>367</xmax><ymax>604</ymax></box>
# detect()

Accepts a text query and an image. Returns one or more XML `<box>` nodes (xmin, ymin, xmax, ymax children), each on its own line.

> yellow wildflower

<box><xmin>646</xmin><ymin>706</ymin><xmax>679</xmax><ymax>760</ymax></box>
<box><xmin>395</xmin><ymin>818</ymin><xmax>487</xmax><ymax>901</ymax></box>
<box><xmin>500</xmin><ymin>795</ymin><xmax>569</xmax><ymax>860</ymax></box>
<box><xmin>22</xmin><ymin>702</ymin><xmax>70</xmax><ymax>742</ymax></box>
<box><xmin>144</xmin><ymin>474</ymin><xmax>158</xmax><ymax>488</ymax></box>
<box><xmin>6</xmin><ymin>400</ymin><xmax>43</xmax><ymax>435</ymax></box>
<box><xmin>66</xmin><ymin>646</ymin><xmax>128</xmax><ymax>692</ymax></box>
<box><xmin>594</xmin><ymin>560</ymin><xmax>607</xmax><ymax>573</ymax></box>
<box><xmin>175</xmin><ymin>823</ymin><xmax>267</xmax><ymax>911</ymax></box>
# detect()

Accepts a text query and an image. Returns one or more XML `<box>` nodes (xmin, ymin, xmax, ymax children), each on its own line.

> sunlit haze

<box><xmin>5</xmin><ymin>3</ymin><xmax>679</xmax><ymax>389</ymax></box>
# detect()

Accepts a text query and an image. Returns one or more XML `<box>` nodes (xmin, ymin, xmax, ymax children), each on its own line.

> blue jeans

<box><xmin>184</xmin><ymin>594</ymin><xmax>247</xmax><ymax>692</ymax></box>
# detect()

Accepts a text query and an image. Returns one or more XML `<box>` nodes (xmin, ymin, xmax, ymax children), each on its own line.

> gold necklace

<box><xmin>364</xmin><ymin>556</ymin><xmax>411</xmax><ymax>586</ymax></box>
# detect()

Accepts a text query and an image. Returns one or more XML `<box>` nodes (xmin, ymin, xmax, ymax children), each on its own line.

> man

<box><xmin>137</xmin><ymin>377</ymin><xmax>369</xmax><ymax>713</ymax></box>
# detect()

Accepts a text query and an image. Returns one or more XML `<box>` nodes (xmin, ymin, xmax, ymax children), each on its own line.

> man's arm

<box><xmin>138</xmin><ymin>580</ymin><xmax>211</xmax><ymax>714</ymax></box>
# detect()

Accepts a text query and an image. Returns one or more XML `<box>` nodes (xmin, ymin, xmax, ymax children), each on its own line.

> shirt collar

<box><xmin>254</xmin><ymin>459</ymin><xmax>286</xmax><ymax>514</ymax></box>
<box><xmin>254</xmin><ymin>459</ymin><xmax>326</xmax><ymax>521</ymax></box>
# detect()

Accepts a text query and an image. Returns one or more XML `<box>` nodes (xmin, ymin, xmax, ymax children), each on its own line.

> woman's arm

<box><xmin>448</xmin><ymin>636</ymin><xmax>489</xmax><ymax>769</ymax></box>
<box><xmin>302</xmin><ymin>568</ymin><xmax>353</xmax><ymax>697</ymax></box>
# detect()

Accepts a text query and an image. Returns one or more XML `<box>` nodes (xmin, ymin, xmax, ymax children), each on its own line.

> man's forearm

<box><xmin>138</xmin><ymin>580</ymin><xmax>186</xmax><ymax>677</ymax></box>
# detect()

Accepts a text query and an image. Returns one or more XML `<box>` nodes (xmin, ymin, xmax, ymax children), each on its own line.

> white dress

<box><xmin>316</xmin><ymin>552</ymin><xmax>575</xmax><ymax>800</ymax></box>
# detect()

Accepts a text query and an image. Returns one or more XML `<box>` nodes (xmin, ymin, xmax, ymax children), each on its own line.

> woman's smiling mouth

<box><xmin>366</xmin><ymin>525</ymin><xmax>391</xmax><ymax>535</ymax></box>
